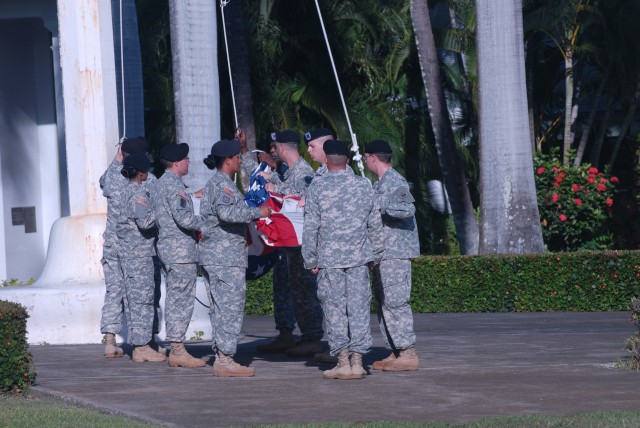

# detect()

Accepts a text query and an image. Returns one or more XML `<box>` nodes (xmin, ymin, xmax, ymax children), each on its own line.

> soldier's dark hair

<box><xmin>121</xmin><ymin>165</ymin><xmax>138</xmax><ymax>179</ymax></box>
<box><xmin>213</xmin><ymin>155</ymin><xmax>228</xmax><ymax>169</ymax></box>
<box><xmin>203</xmin><ymin>154</ymin><xmax>216</xmax><ymax>170</ymax></box>
<box><xmin>373</xmin><ymin>153</ymin><xmax>392</xmax><ymax>163</ymax></box>
<box><xmin>160</xmin><ymin>158</ymin><xmax>174</xmax><ymax>169</ymax></box>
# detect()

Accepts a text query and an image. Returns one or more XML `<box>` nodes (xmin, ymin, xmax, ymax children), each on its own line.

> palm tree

<box><xmin>410</xmin><ymin>0</ymin><xmax>479</xmax><ymax>255</ymax></box>
<box><xmin>167</xmin><ymin>0</ymin><xmax>220</xmax><ymax>189</ymax></box>
<box><xmin>475</xmin><ymin>0</ymin><xmax>544</xmax><ymax>254</ymax></box>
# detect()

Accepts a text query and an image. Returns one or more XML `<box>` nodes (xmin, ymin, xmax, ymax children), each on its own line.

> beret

<box><xmin>123</xmin><ymin>153</ymin><xmax>151</xmax><ymax>172</ymax></box>
<box><xmin>365</xmin><ymin>139</ymin><xmax>392</xmax><ymax>154</ymax></box>
<box><xmin>323</xmin><ymin>140</ymin><xmax>351</xmax><ymax>157</ymax></box>
<box><xmin>211</xmin><ymin>139</ymin><xmax>241</xmax><ymax>157</ymax></box>
<box><xmin>270</xmin><ymin>130</ymin><xmax>300</xmax><ymax>145</ymax></box>
<box><xmin>160</xmin><ymin>143</ymin><xmax>189</xmax><ymax>162</ymax></box>
<box><xmin>121</xmin><ymin>137</ymin><xmax>148</xmax><ymax>155</ymax></box>
<box><xmin>304</xmin><ymin>128</ymin><xmax>334</xmax><ymax>144</ymax></box>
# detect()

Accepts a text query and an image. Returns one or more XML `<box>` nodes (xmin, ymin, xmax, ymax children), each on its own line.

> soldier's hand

<box><xmin>258</xmin><ymin>152</ymin><xmax>277</xmax><ymax>169</ymax></box>
<box><xmin>310</xmin><ymin>267</ymin><xmax>319</xmax><ymax>275</ymax></box>
<box><xmin>193</xmin><ymin>188</ymin><xmax>204</xmax><ymax>199</ymax></box>
<box><xmin>367</xmin><ymin>261</ymin><xmax>375</xmax><ymax>271</ymax></box>
<box><xmin>259</xmin><ymin>205</ymin><xmax>272</xmax><ymax>218</ymax></box>
<box><xmin>115</xmin><ymin>142</ymin><xmax>124</xmax><ymax>162</ymax></box>
<box><xmin>265</xmin><ymin>182</ymin><xmax>276</xmax><ymax>193</ymax></box>
<box><xmin>236</xmin><ymin>127</ymin><xmax>248</xmax><ymax>151</ymax></box>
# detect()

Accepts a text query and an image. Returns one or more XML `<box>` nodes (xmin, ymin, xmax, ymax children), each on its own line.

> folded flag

<box><xmin>255</xmin><ymin>193</ymin><xmax>304</xmax><ymax>247</ymax></box>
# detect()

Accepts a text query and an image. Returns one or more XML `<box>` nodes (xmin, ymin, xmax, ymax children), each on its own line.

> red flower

<box><xmin>537</xmin><ymin>166</ymin><xmax>546</xmax><ymax>175</ymax></box>
<box><xmin>551</xmin><ymin>192</ymin><xmax>559</xmax><ymax>203</ymax></box>
<box><xmin>587</xmin><ymin>176</ymin><xmax>595</xmax><ymax>183</ymax></box>
<box><xmin>605</xmin><ymin>198</ymin><xmax>613</xmax><ymax>207</ymax></box>
<box><xmin>571</xmin><ymin>184</ymin><xmax>579</xmax><ymax>192</ymax></box>
<box><xmin>611</xmin><ymin>176</ymin><xmax>619</xmax><ymax>183</ymax></box>
<box><xmin>588</xmin><ymin>167</ymin><xmax>598</xmax><ymax>174</ymax></box>
<box><xmin>559</xmin><ymin>214</ymin><xmax>567</xmax><ymax>222</ymax></box>
<box><xmin>597</xmin><ymin>183</ymin><xmax>606</xmax><ymax>192</ymax></box>
<box><xmin>553</xmin><ymin>167</ymin><xmax>559</xmax><ymax>174</ymax></box>
<box><xmin>574</xmin><ymin>198</ymin><xmax>583</xmax><ymax>206</ymax></box>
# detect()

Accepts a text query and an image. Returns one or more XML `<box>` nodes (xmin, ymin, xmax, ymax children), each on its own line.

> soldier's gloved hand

<box><xmin>258</xmin><ymin>205</ymin><xmax>272</xmax><ymax>218</ymax></box>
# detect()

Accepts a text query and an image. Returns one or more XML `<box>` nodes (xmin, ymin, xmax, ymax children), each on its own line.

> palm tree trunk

<box><xmin>410</xmin><ymin>0</ymin><xmax>479</xmax><ymax>255</ymax></box>
<box><xmin>573</xmin><ymin>65</ymin><xmax>610</xmax><ymax>166</ymax></box>
<box><xmin>562</xmin><ymin>48</ymin><xmax>574</xmax><ymax>166</ymax></box>
<box><xmin>475</xmin><ymin>0</ymin><xmax>544</xmax><ymax>254</ymax></box>
<box><xmin>168</xmin><ymin>0</ymin><xmax>220</xmax><ymax>190</ymax></box>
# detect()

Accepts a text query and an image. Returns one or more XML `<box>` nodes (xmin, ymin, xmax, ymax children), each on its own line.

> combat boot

<box><xmin>382</xmin><ymin>347</ymin><xmax>419</xmax><ymax>372</ymax></box>
<box><xmin>132</xmin><ymin>344</ymin><xmax>166</xmax><ymax>363</ymax></box>
<box><xmin>103</xmin><ymin>333</ymin><xmax>124</xmax><ymax>358</ymax></box>
<box><xmin>212</xmin><ymin>350</ymin><xmax>255</xmax><ymax>377</ymax></box>
<box><xmin>323</xmin><ymin>349</ymin><xmax>353</xmax><ymax>380</ymax></box>
<box><xmin>286</xmin><ymin>340</ymin><xmax>322</xmax><ymax>357</ymax></box>
<box><xmin>372</xmin><ymin>352</ymin><xmax>397</xmax><ymax>370</ymax></box>
<box><xmin>168</xmin><ymin>342</ymin><xmax>206</xmax><ymax>368</ymax></box>
<box><xmin>256</xmin><ymin>331</ymin><xmax>295</xmax><ymax>354</ymax></box>
<box><xmin>313</xmin><ymin>351</ymin><xmax>338</xmax><ymax>364</ymax></box>
<box><xmin>350</xmin><ymin>352</ymin><xmax>367</xmax><ymax>379</ymax></box>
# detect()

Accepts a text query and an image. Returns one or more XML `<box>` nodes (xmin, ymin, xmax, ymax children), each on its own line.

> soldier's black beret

<box><xmin>304</xmin><ymin>128</ymin><xmax>334</xmax><ymax>144</ymax></box>
<box><xmin>365</xmin><ymin>139</ymin><xmax>392</xmax><ymax>154</ymax></box>
<box><xmin>121</xmin><ymin>137</ymin><xmax>148</xmax><ymax>155</ymax></box>
<box><xmin>211</xmin><ymin>139</ymin><xmax>241</xmax><ymax>157</ymax></box>
<box><xmin>160</xmin><ymin>143</ymin><xmax>189</xmax><ymax>162</ymax></box>
<box><xmin>123</xmin><ymin>153</ymin><xmax>151</xmax><ymax>171</ymax></box>
<box><xmin>323</xmin><ymin>140</ymin><xmax>350</xmax><ymax>157</ymax></box>
<box><xmin>270</xmin><ymin>130</ymin><xmax>300</xmax><ymax>145</ymax></box>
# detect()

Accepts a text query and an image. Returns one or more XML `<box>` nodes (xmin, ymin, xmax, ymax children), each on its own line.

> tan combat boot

<box><xmin>212</xmin><ymin>350</ymin><xmax>255</xmax><ymax>377</ymax></box>
<box><xmin>132</xmin><ymin>344</ymin><xmax>166</xmax><ymax>363</ymax></box>
<box><xmin>256</xmin><ymin>331</ymin><xmax>296</xmax><ymax>354</ymax></box>
<box><xmin>372</xmin><ymin>352</ymin><xmax>397</xmax><ymax>370</ymax></box>
<box><xmin>104</xmin><ymin>333</ymin><xmax>124</xmax><ymax>358</ymax></box>
<box><xmin>382</xmin><ymin>347</ymin><xmax>419</xmax><ymax>372</ymax></box>
<box><xmin>168</xmin><ymin>342</ymin><xmax>206</xmax><ymax>368</ymax></box>
<box><xmin>313</xmin><ymin>351</ymin><xmax>338</xmax><ymax>364</ymax></box>
<box><xmin>286</xmin><ymin>340</ymin><xmax>322</xmax><ymax>357</ymax></box>
<box><xmin>350</xmin><ymin>352</ymin><xmax>367</xmax><ymax>379</ymax></box>
<box><xmin>323</xmin><ymin>349</ymin><xmax>353</xmax><ymax>380</ymax></box>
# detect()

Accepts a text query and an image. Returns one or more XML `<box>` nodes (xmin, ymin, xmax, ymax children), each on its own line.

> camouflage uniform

<box><xmin>199</xmin><ymin>170</ymin><xmax>263</xmax><ymax>355</ymax></box>
<box><xmin>99</xmin><ymin>160</ymin><xmax>127</xmax><ymax>335</ymax></box>
<box><xmin>371</xmin><ymin>168</ymin><xmax>420</xmax><ymax>350</ymax></box>
<box><xmin>116</xmin><ymin>181</ymin><xmax>157</xmax><ymax>346</ymax></box>
<box><xmin>241</xmin><ymin>152</ymin><xmax>295</xmax><ymax>334</ymax></box>
<box><xmin>270</xmin><ymin>158</ymin><xmax>324</xmax><ymax>342</ymax></box>
<box><xmin>302</xmin><ymin>169</ymin><xmax>384</xmax><ymax>355</ymax></box>
<box><xmin>151</xmin><ymin>171</ymin><xmax>203</xmax><ymax>342</ymax></box>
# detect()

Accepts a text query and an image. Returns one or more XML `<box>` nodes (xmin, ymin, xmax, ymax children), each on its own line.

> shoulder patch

<box><xmin>392</xmin><ymin>187</ymin><xmax>414</xmax><ymax>203</ymax></box>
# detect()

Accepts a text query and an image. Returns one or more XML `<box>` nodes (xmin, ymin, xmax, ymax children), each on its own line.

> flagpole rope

<box><xmin>313</xmin><ymin>0</ymin><xmax>365</xmax><ymax>177</ymax></box>
<box><xmin>220</xmin><ymin>0</ymin><xmax>239</xmax><ymax>128</ymax></box>
<box><xmin>118</xmin><ymin>0</ymin><xmax>126</xmax><ymax>143</ymax></box>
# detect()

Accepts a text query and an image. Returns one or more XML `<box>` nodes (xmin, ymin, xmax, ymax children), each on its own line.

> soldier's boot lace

<box><xmin>256</xmin><ymin>330</ymin><xmax>296</xmax><ymax>354</ymax></box>
<box><xmin>350</xmin><ymin>352</ymin><xmax>367</xmax><ymax>379</ymax></box>
<box><xmin>132</xmin><ymin>344</ymin><xmax>166</xmax><ymax>363</ymax></box>
<box><xmin>168</xmin><ymin>342</ymin><xmax>206</xmax><ymax>368</ymax></box>
<box><xmin>104</xmin><ymin>333</ymin><xmax>124</xmax><ymax>358</ymax></box>
<box><xmin>322</xmin><ymin>349</ymin><xmax>353</xmax><ymax>380</ymax></box>
<box><xmin>212</xmin><ymin>350</ymin><xmax>255</xmax><ymax>377</ymax></box>
<box><xmin>372</xmin><ymin>352</ymin><xmax>397</xmax><ymax>370</ymax></box>
<box><xmin>382</xmin><ymin>347</ymin><xmax>419</xmax><ymax>372</ymax></box>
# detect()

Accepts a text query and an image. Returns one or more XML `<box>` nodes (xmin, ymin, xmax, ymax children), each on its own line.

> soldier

<box><xmin>152</xmin><ymin>143</ymin><xmax>205</xmax><ymax>368</ymax></box>
<box><xmin>99</xmin><ymin>137</ymin><xmax>148</xmax><ymax>358</ymax></box>
<box><xmin>302</xmin><ymin>140</ymin><xmax>384</xmax><ymax>380</ymax></box>
<box><xmin>200</xmin><ymin>139</ymin><xmax>272</xmax><ymax>377</ymax></box>
<box><xmin>237</xmin><ymin>129</ymin><xmax>296</xmax><ymax>353</ymax></box>
<box><xmin>364</xmin><ymin>140</ymin><xmax>421</xmax><ymax>371</ymax></box>
<box><xmin>116</xmin><ymin>153</ymin><xmax>165</xmax><ymax>362</ymax></box>
<box><xmin>259</xmin><ymin>130</ymin><xmax>325</xmax><ymax>357</ymax></box>
<box><xmin>304</xmin><ymin>128</ymin><xmax>334</xmax><ymax>178</ymax></box>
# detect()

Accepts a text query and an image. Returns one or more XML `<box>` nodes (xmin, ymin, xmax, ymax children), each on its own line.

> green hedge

<box><xmin>246</xmin><ymin>250</ymin><xmax>640</xmax><ymax>315</ymax></box>
<box><xmin>0</xmin><ymin>300</ymin><xmax>36</xmax><ymax>395</ymax></box>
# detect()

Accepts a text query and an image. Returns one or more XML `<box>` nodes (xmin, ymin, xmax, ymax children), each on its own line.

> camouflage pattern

<box><xmin>285</xmin><ymin>247</ymin><xmax>324</xmax><ymax>341</ymax></box>
<box><xmin>202</xmin><ymin>265</ymin><xmax>247</xmax><ymax>355</ymax></box>
<box><xmin>199</xmin><ymin>170</ymin><xmax>262</xmax><ymax>354</ymax></box>
<box><xmin>302</xmin><ymin>169</ymin><xmax>384</xmax><ymax>354</ymax></box>
<box><xmin>269</xmin><ymin>157</ymin><xmax>314</xmax><ymax>197</ymax></box>
<box><xmin>99</xmin><ymin>160</ymin><xmax>127</xmax><ymax>334</ymax></box>
<box><xmin>371</xmin><ymin>167</ymin><xmax>419</xmax><ymax>351</ymax></box>
<box><xmin>241</xmin><ymin>151</ymin><xmax>259</xmax><ymax>174</ymax></box>
<box><xmin>152</xmin><ymin>170</ymin><xmax>203</xmax><ymax>342</ymax></box>
<box><xmin>116</xmin><ymin>181</ymin><xmax>157</xmax><ymax>346</ymax></box>
<box><xmin>198</xmin><ymin>170</ymin><xmax>262</xmax><ymax>267</ymax></box>
<box><xmin>373</xmin><ymin>168</ymin><xmax>420</xmax><ymax>260</ymax></box>
<box><xmin>317</xmin><ymin>266</ymin><xmax>372</xmax><ymax>355</ymax></box>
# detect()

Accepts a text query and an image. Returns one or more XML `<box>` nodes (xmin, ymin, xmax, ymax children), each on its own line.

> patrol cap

<box><xmin>365</xmin><ymin>139</ymin><xmax>392</xmax><ymax>155</ymax></box>
<box><xmin>270</xmin><ymin>130</ymin><xmax>300</xmax><ymax>145</ymax></box>
<box><xmin>323</xmin><ymin>140</ymin><xmax>350</xmax><ymax>157</ymax></box>
<box><xmin>211</xmin><ymin>139</ymin><xmax>241</xmax><ymax>157</ymax></box>
<box><xmin>123</xmin><ymin>153</ymin><xmax>151</xmax><ymax>171</ymax></box>
<box><xmin>160</xmin><ymin>143</ymin><xmax>189</xmax><ymax>162</ymax></box>
<box><xmin>121</xmin><ymin>137</ymin><xmax>148</xmax><ymax>155</ymax></box>
<box><xmin>304</xmin><ymin>128</ymin><xmax>334</xmax><ymax>144</ymax></box>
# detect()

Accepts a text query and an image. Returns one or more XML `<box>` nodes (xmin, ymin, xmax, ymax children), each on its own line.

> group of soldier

<box><xmin>99</xmin><ymin>127</ymin><xmax>420</xmax><ymax>379</ymax></box>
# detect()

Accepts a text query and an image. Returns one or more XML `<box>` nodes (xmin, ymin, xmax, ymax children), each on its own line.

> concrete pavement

<box><xmin>29</xmin><ymin>312</ymin><xmax>639</xmax><ymax>427</ymax></box>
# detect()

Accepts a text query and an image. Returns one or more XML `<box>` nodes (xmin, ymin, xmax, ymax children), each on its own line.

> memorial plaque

<box><xmin>11</xmin><ymin>207</ymin><xmax>24</xmax><ymax>226</ymax></box>
<box><xmin>24</xmin><ymin>206</ymin><xmax>36</xmax><ymax>233</ymax></box>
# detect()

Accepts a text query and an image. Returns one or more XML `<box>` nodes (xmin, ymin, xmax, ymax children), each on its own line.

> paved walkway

<box><xmin>30</xmin><ymin>312</ymin><xmax>639</xmax><ymax>427</ymax></box>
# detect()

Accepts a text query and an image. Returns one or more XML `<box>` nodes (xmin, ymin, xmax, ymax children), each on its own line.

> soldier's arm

<box><xmin>169</xmin><ymin>189</ymin><xmax>203</xmax><ymax>231</ymax></box>
<box><xmin>301</xmin><ymin>185</ymin><xmax>320</xmax><ymax>269</ymax></box>
<box><xmin>241</xmin><ymin>152</ymin><xmax>260</xmax><ymax>178</ymax></box>
<box><xmin>216</xmin><ymin>189</ymin><xmax>262</xmax><ymax>224</ymax></box>
<box><xmin>367</xmin><ymin>195</ymin><xmax>385</xmax><ymax>264</ymax></box>
<box><xmin>379</xmin><ymin>185</ymin><xmax>416</xmax><ymax>219</ymax></box>
<box><xmin>133</xmin><ymin>189</ymin><xmax>156</xmax><ymax>230</ymax></box>
<box><xmin>101</xmin><ymin>161</ymin><xmax>123</xmax><ymax>197</ymax></box>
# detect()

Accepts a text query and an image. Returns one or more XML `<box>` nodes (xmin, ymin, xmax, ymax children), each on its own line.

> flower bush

<box><xmin>534</xmin><ymin>151</ymin><xmax>617</xmax><ymax>251</ymax></box>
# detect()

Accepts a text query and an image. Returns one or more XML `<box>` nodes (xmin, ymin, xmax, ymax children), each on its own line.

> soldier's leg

<box><xmin>121</xmin><ymin>257</ymin><xmax>155</xmax><ymax>346</ymax></box>
<box><xmin>152</xmin><ymin>255</ymin><xmax>162</xmax><ymax>336</ymax></box>
<box><xmin>316</xmin><ymin>268</ymin><xmax>348</xmax><ymax>356</ymax></box>
<box><xmin>287</xmin><ymin>247</ymin><xmax>324</xmax><ymax>342</ymax></box>
<box><xmin>345</xmin><ymin>265</ymin><xmax>373</xmax><ymax>355</ymax></box>
<box><xmin>378</xmin><ymin>259</ymin><xmax>416</xmax><ymax>349</ymax></box>
<box><xmin>100</xmin><ymin>256</ymin><xmax>125</xmax><ymax>335</ymax></box>
<box><xmin>206</xmin><ymin>266</ymin><xmax>246</xmax><ymax>355</ymax></box>
<box><xmin>164</xmin><ymin>263</ymin><xmax>198</xmax><ymax>342</ymax></box>
<box><xmin>372</xmin><ymin>264</ymin><xmax>393</xmax><ymax>349</ymax></box>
